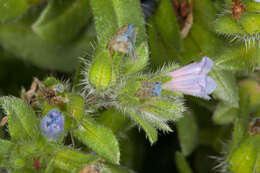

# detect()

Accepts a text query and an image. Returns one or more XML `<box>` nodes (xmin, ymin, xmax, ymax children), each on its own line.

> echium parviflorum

<box><xmin>215</xmin><ymin>0</ymin><xmax>260</xmax><ymax>48</ymax></box>
<box><xmin>83</xmin><ymin>24</ymin><xmax>216</xmax><ymax>143</ymax></box>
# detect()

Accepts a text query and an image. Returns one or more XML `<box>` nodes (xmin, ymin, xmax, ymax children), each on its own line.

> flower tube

<box><xmin>162</xmin><ymin>57</ymin><xmax>216</xmax><ymax>99</ymax></box>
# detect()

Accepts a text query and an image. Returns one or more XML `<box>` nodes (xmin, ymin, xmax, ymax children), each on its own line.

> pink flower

<box><xmin>163</xmin><ymin>57</ymin><xmax>216</xmax><ymax>99</ymax></box>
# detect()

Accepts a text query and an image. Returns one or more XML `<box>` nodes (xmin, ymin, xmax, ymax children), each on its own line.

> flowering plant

<box><xmin>0</xmin><ymin>0</ymin><xmax>260</xmax><ymax>173</ymax></box>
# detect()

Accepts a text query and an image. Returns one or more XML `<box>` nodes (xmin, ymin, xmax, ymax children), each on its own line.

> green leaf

<box><xmin>0</xmin><ymin>23</ymin><xmax>95</xmax><ymax>71</ymax></box>
<box><xmin>54</xmin><ymin>147</ymin><xmax>100</xmax><ymax>172</ymax></box>
<box><xmin>154</xmin><ymin>0</ymin><xmax>183</xmax><ymax>51</ymax></box>
<box><xmin>148</xmin><ymin>18</ymin><xmax>178</xmax><ymax>67</ymax></box>
<box><xmin>177</xmin><ymin>112</ymin><xmax>199</xmax><ymax>156</ymax></box>
<box><xmin>89</xmin><ymin>0</ymin><xmax>117</xmax><ymax>47</ymax></box>
<box><xmin>0</xmin><ymin>0</ymin><xmax>28</xmax><ymax>23</ymax></box>
<box><xmin>214</xmin><ymin>45</ymin><xmax>257</xmax><ymax>70</ymax></box>
<box><xmin>194</xmin><ymin>0</ymin><xmax>216</xmax><ymax>31</ymax></box>
<box><xmin>186</xmin><ymin>0</ymin><xmax>223</xmax><ymax>58</ymax></box>
<box><xmin>128</xmin><ymin>111</ymin><xmax>158</xmax><ymax>144</ymax></box>
<box><xmin>210</xmin><ymin>68</ymin><xmax>239</xmax><ymax>108</ymax></box>
<box><xmin>175</xmin><ymin>152</ymin><xmax>193</xmax><ymax>173</ymax></box>
<box><xmin>212</xmin><ymin>102</ymin><xmax>238</xmax><ymax>125</ymax></box>
<box><xmin>0</xmin><ymin>97</ymin><xmax>40</xmax><ymax>141</ymax></box>
<box><xmin>32</xmin><ymin>0</ymin><xmax>91</xmax><ymax>43</ymax></box>
<box><xmin>147</xmin><ymin>0</ymin><xmax>182</xmax><ymax>67</ymax></box>
<box><xmin>73</xmin><ymin>116</ymin><xmax>120</xmax><ymax>164</ymax></box>
<box><xmin>96</xmin><ymin>108</ymin><xmax>129</xmax><ymax>134</ymax></box>
<box><xmin>103</xmin><ymin>163</ymin><xmax>135</xmax><ymax>173</ymax></box>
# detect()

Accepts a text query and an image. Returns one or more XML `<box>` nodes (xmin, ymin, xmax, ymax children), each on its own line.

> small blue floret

<box><xmin>152</xmin><ymin>82</ymin><xmax>162</xmax><ymax>96</ymax></box>
<box><xmin>41</xmin><ymin>109</ymin><xmax>64</xmax><ymax>140</ymax></box>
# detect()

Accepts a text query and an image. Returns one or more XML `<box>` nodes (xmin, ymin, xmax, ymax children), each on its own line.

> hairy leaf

<box><xmin>73</xmin><ymin>117</ymin><xmax>120</xmax><ymax>164</ymax></box>
<box><xmin>54</xmin><ymin>147</ymin><xmax>100</xmax><ymax>172</ymax></box>
<box><xmin>128</xmin><ymin>111</ymin><xmax>158</xmax><ymax>144</ymax></box>
<box><xmin>0</xmin><ymin>97</ymin><xmax>40</xmax><ymax>141</ymax></box>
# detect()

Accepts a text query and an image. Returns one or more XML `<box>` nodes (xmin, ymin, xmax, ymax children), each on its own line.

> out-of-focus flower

<box><xmin>41</xmin><ymin>109</ymin><xmax>64</xmax><ymax>140</ymax></box>
<box><xmin>137</xmin><ymin>81</ymin><xmax>162</xmax><ymax>98</ymax></box>
<box><xmin>162</xmin><ymin>57</ymin><xmax>216</xmax><ymax>100</ymax></box>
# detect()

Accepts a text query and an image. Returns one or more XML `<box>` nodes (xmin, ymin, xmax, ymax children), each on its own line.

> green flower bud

<box><xmin>229</xmin><ymin>136</ymin><xmax>260</xmax><ymax>173</ymax></box>
<box><xmin>89</xmin><ymin>50</ymin><xmax>115</xmax><ymax>90</ymax></box>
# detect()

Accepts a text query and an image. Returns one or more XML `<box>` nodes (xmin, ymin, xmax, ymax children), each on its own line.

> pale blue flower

<box><xmin>41</xmin><ymin>109</ymin><xmax>64</xmax><ymax>140</ymax></box>
<box><xmin>163</xmin><ymin>57</ymin><xmax>216</xmax><ymax>99</ymax></box>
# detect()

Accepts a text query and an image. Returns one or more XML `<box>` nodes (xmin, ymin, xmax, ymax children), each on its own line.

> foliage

<box><xmin>1</xmin><ymin>0</ymin><xmax>260</xmax><ymax>173</ymax></box>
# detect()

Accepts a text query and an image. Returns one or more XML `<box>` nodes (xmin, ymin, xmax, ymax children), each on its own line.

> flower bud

<box><xmin>136</xmin><ymin>81</ymin><xmax>162</xmax><ymax>98</ymax></box>
<box><xmin>108</xmin><ymin>24</ymin><xmax>138</xmax><ymax>61</ymax></box>
<box><xmin>89</xmin><ymin>50</ymin><xmax>115</xmax><ymax>90</ymax></box>
<box><xmin>41</xmin><ymin>109</ymin><xmax>64</xmax><ymax>140</ymax></box>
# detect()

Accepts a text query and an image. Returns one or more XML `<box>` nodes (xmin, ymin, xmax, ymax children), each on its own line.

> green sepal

<box><xmin>0</xmin><ymin>97</ymin><xmax>40</xmax><ymax>141</ymax></box>
<box><xmin>72</xmin><ymin>116</ymin><xmax>120</xmax><ymax>164</ymax></box>
<box><xmin>123</xmin><ymin>43</ymin><xmax>149</xmax><ymax>75</ymax></box>
<box><xmin>140</xmin><ymin>99</ymin><xmax>184</xmax><ymax>121</ymax></box>
<box><xmin>32</xmin><ymin>0</ymin><xmax>91</xmax><ymax>43</ymax></box>
<box><xmin>127</xmin><ymin>111</ymin><xmax>158</xmax><ymax>144</ymax></box>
